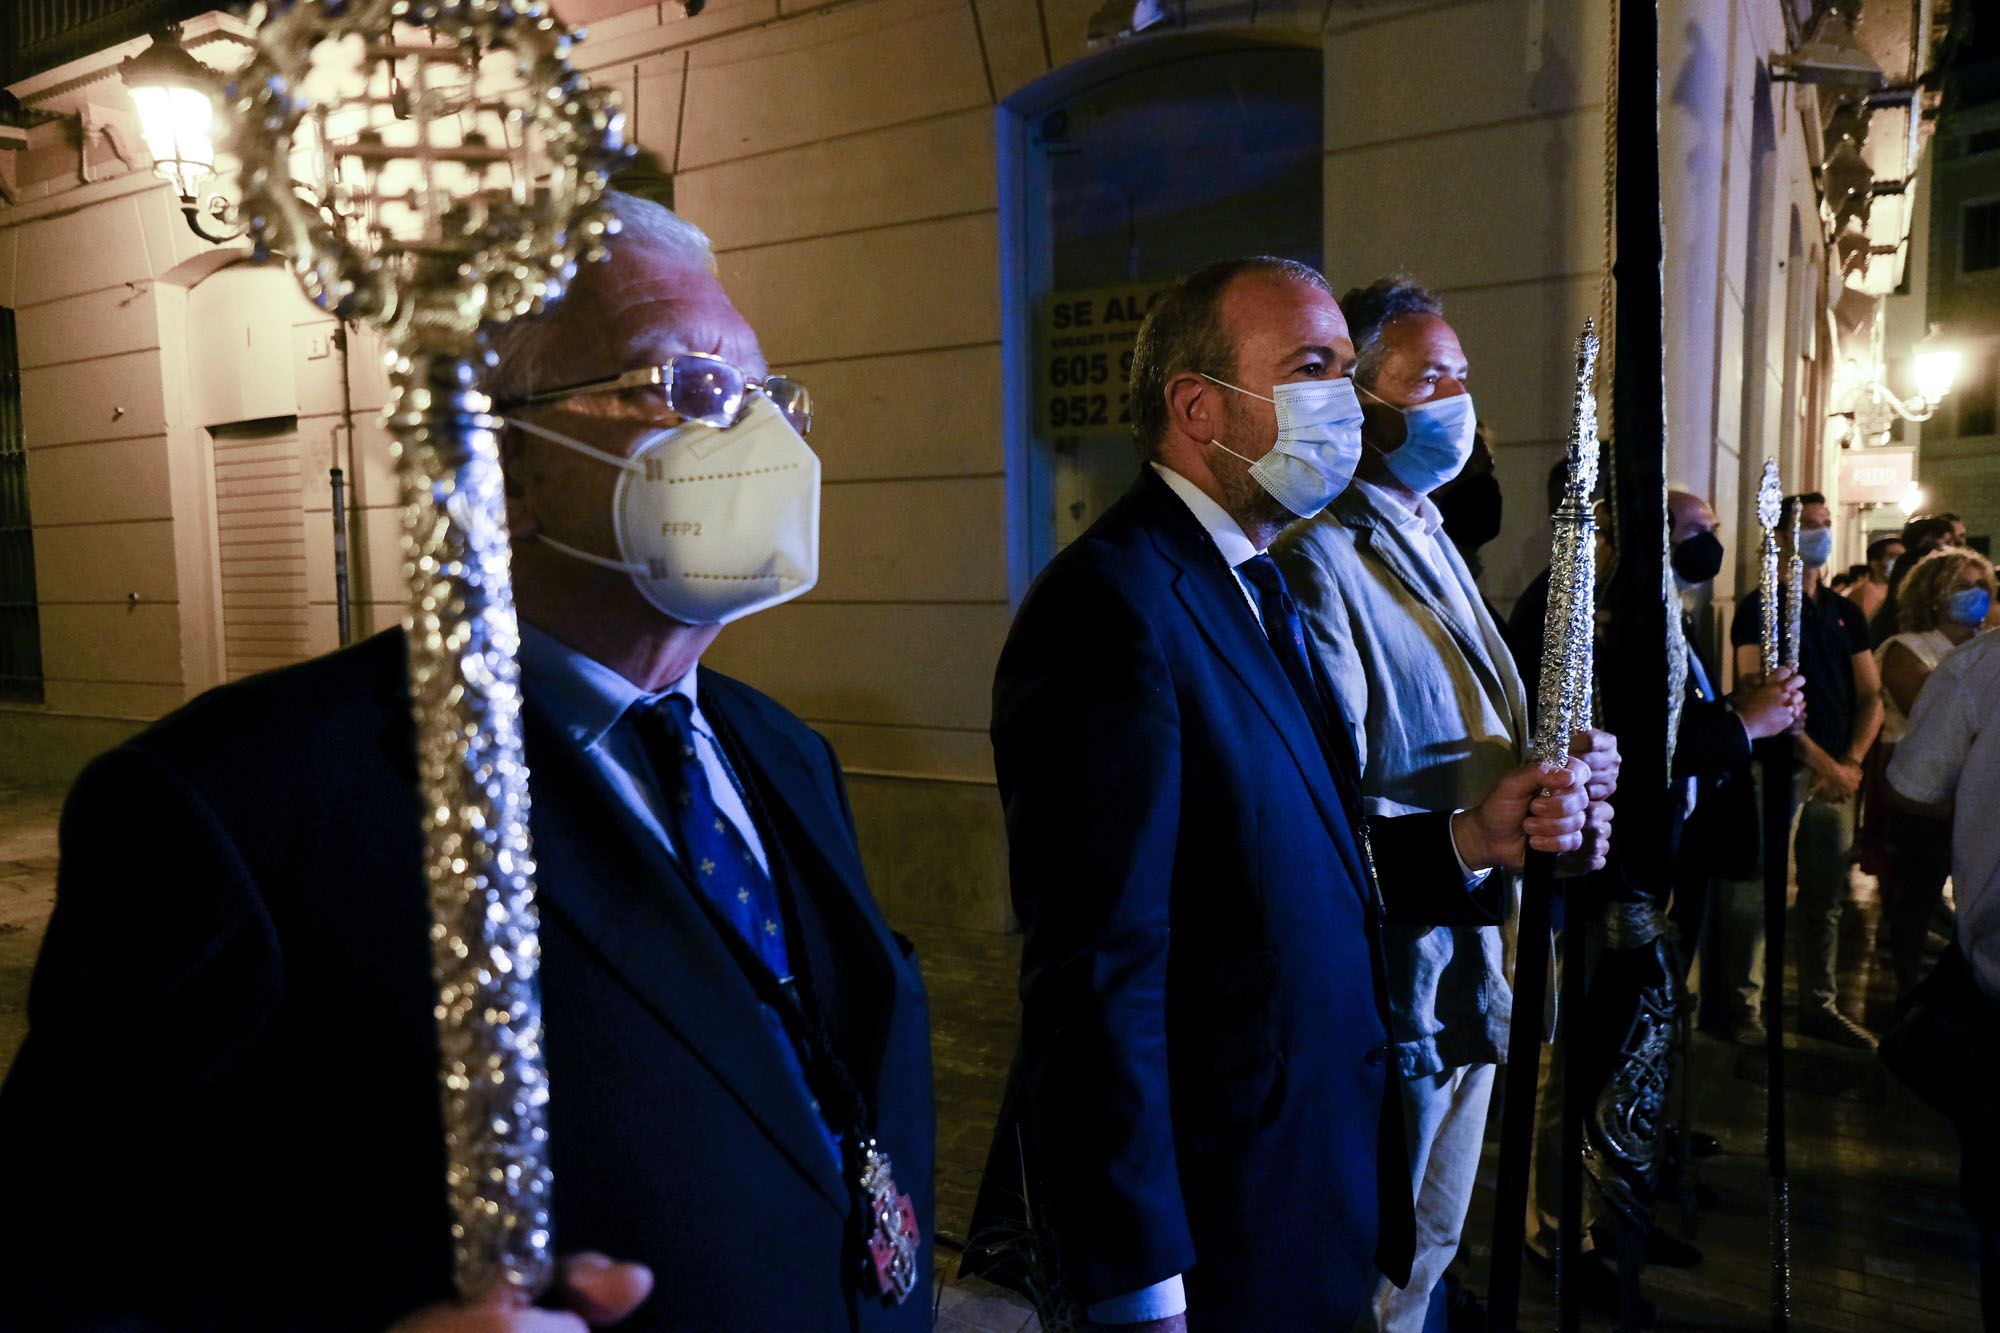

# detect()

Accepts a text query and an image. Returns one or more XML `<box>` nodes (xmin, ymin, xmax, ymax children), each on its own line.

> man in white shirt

<box><xmin>1886</xmin><ymin>627</ymin><xmax>2000</xmax><ymax>1324</ymax></box>
<box><xmin>1273</xmin><ymin>278</ymin><xmax>1590</xmax><ymax>1330</ymax></box>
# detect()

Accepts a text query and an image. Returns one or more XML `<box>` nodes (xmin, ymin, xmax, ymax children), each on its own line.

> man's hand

<box><xmin>391</xmin><ymin>1254</ymin><xmax>655</xmax><ymax>1332</ymax></box>
<box><xmin>1733</xmin><ymin>667</ymin><xmax>1805</xmax><ymax>741</ymax></box>
<box><xmin>1555</xmin><ymin>791</ymin><xmax>1615</xmax><ymax>876</ymax></box>
<box><xmin>1809</xmin><ymin>760</ymin><xmax>1863</xmax><ymax>802</ymax></box>
<box><xmin>1569</xmin><ymin>728</ymin><xmax>1621</xmax><ymax>801</ymax></box>
<box><xmin>1452</xmin><ymin>758</ymin><xmax>1591</xmax><ymax>871</ymax></box>
<box><xmin>1799</xmin><ymin>738</ymin><xmax>1862</xmax><ymax>802</ymax></box>
<box><xmin>1090</xmin><ymin>1318</ymin><xmax>1187</xmax><ymax>1333</ymax></box>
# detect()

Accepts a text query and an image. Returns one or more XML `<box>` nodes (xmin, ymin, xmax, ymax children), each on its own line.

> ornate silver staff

<box><xmin>1754</xmin><ymin>458</ymin><xmax>1794</xmax><ymax>1330</ymax></box>
<box><xmin>1758</xmin><ymin>461</ymin><xmax>1783</xmax><ymax>675</ymax></box>
<box><xmin>230</xmin><ymin>0</ymin><xmax>624</xmax><ymax>1300</ymax></box>
<box><xmin>1486</xmin><ymin>320</ymin><xmax>1600</xmax><ymax>1331</ymax></box>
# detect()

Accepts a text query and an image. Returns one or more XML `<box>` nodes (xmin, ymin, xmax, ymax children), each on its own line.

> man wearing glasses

<box><xmin>0</xmin><ymin>193</ymin><xmax>935</xmax><ymax>1333</ymax></box>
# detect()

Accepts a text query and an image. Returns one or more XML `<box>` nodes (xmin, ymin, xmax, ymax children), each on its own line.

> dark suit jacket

<box><xmin>0</xmin><ymin>630</ymin><xmax>933</xmax><ymax>1331</ymax></box>
<box><xmin>965</xmin><ymin>470</ymin><xmax>1498</xmax><ymax>1330</ymax></box>
<box><xmin>1672</xmin><ymin>632</ymin><xmax>1756</xmax><ymax>880</ymax></box>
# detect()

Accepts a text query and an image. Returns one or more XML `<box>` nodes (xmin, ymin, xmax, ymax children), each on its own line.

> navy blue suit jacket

<box><xmin>0</xmin><ymin>630</ymin><xmax>933</xmax><ymax>1331</ymax></box>
<box><xmin>967</xmin><ymin>470</ymin><xmax>1498</xmax><ymax>1330</ymax></box>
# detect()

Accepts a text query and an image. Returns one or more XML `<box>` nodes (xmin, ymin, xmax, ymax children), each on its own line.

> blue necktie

<box><xmin>633</xmin><ymin>693</ymin><xmax>793</xmax><ymax>982</ymax></box>
<box><xmin>1238</xmin><ymin>554</ymin><xmax>1331</xmax><ymax>729</ymax></box>
<box><xmin>633</xmin><ymin>694</ymin><xmax>846</xmax><ymax>1164</ymax></box>
<box><xmin>1237</xmin><ymin>553</ymin><xmax>1359</xmax><ymax>794</ymax></box>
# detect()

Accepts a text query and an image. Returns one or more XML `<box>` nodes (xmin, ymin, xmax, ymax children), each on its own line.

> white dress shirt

<box><xmin>1887</xmin><ymin>629</ymin><xmax>2000</xmax><ymax>1002</ymax></box>
<box><xmin>1352</xmin><ymin>477</ymin><xmax>1483</xmax><ymax>644</ymax></box>
<box><xmin>516</xmin><ymin>623</ymin><xmax>770</xmax><ymax>879</ymax></box>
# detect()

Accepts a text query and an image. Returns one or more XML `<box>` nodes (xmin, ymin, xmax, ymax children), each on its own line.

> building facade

<box><xmin>0</xmin><ymin>0</ymin><xmax>1947</xmax><ymax>928</ymax></box>
<box><xmin>1912</xmin><ymin>35</ymin><xmax>2000</xmax><ymax>549</ymax></box>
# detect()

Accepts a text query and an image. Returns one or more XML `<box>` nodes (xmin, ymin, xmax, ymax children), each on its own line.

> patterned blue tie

<box><xmin>1237</xmin><ymin>552</ymin><xmax>1358</xmax><ymax>794</ymax></box>
<box><xmin>1238</xmin><ymin>554</ymin><xmax>1330</xmax><ymax>730</ymax></box>
<box><xmin>632</xmin><ymin>694</ymin><xmax>845</xmax><ymax>1166</ymax></box>
<box><xmin>634</xmin><ymin>693</ymin><xmax>792</xmax><ymax>983</ymax></box>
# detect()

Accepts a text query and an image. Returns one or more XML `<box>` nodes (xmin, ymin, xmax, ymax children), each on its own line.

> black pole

<box><xmin>330</xmin><ymin>465</ymin><xmax>352</xmax><ymax>647</ymax></box>
<box><xmin>1759</xmin><ymin>735</ymin><xmax>1795</xmax><ymax>1331</ymax></box>
<box><xmin>1557</xmin><ymin>887</ymin><xmax>1587</xmax><ymax>1333</ymax></box>
<box><xmin>1487</xmin><ymin>849</ymin><xmax>1558</xmax><ymax>1330</ymax></box>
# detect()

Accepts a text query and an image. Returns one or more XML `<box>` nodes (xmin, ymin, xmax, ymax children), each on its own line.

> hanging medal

<box><xmin>858</xmin><ymin>1138</ymin><xmax>921</xmax><ymax>1305</ymax></box>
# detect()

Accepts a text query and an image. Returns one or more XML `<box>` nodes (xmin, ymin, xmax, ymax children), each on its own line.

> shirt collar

<box><xmin>518</xmin><ymin>622</ymin><xmax>699</xmax><ymax>752</ymax></box>
<box><xmin>1151</xmin><ymin>461</ymin><xmax>1262</xmax><ymax>566</ymax></box>
<box><xmin>1354</xmin><ymin>476</ymin><xmax>1445</xmax><ymax>538</ymax></box>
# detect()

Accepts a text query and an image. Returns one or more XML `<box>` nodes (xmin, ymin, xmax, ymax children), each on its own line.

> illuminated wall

<box><xmin>0</xmin><ymin>0</ymin><xmax>1853</xmax><ymax>927</ymax></box>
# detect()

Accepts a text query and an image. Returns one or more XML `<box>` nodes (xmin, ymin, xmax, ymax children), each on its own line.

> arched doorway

<box><xmin>1000</xmin><ymin>35</ymin><xmax>1324</xmax><ymax>593</ymax></box>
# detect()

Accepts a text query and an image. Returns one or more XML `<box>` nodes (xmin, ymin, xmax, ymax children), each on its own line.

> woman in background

<box><xmin>1872</xmin><ymin>546</ymin><xmax>1998</xmax><ymax>997</ymax></box>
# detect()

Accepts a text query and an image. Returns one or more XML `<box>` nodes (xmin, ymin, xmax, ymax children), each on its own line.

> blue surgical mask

<box><xmin>1946</xmin><ymin>587</ymin><xmax>1991</xmax><ymax>626</ymax></box>
<box><xmin>1358</xmin><ymin>384</ymin><xmax>1479</xmax><ymax>495</ymax></box>
<box><xmin>1796</xmin><ymin>525</ymin><xmax>1834</xmax><ymax>568</ymax></box>
<box><xmin>1203</xmin><ymin>374</ymin><xmax>1365</xmax><ymax>519</ymax></box>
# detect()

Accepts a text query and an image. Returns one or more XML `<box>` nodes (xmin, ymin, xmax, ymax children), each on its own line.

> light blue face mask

<box><xmin>1357</xmin><ymin>383</ymin><xmax>1479</xmax><ymax>495</ymax></box>
<box><xmin>1947</xmin><ymin>587</ymin><xmax>1991</xmax><ymax>627</ymax></box>
<box><xmin>1202</xmin><ymin>373</ymin><xmax>1365</xmax><ymax>519</ymax></box>
<box><xmin>1796</xmin><ymin>525</ymin><xmax>1834</xmax><ymax>569</ymax></box>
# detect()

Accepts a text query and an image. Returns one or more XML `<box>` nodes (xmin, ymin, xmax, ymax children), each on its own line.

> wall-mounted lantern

<box><xmin>118</xmin><ymin>26</ymin><xmax>244</xmax><ymax>243</ymax></box>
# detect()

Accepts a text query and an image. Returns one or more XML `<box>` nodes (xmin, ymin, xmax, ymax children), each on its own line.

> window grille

<box><xmin>1965</xmin><ymin>199</ymin><xmax>2000</xmax><ymax>275</ymax></box>
<box><xmin>0</xmin><ymin>308</ymin><xmax>43</xmax><ymax>703</ymax></box>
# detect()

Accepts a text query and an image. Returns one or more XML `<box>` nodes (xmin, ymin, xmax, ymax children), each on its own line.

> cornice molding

<box><xmin>8</xmin><ymin>12</ymin><xmax>256</xmax><ymax>114</ymax></box>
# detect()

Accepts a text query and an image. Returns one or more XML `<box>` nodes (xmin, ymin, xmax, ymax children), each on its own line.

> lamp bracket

<box><xmin>75</xmin><ymin>104</ymin><xmax>141</xmax><ymax>184</ymax></box>
<box><xmin>183</xmin><ymin>187</ymin><xmax>246</xmax><ymax>244</ymax></box>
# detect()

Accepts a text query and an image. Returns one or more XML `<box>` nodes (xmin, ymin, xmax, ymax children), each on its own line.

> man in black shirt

<box><xmin>1715</xmin><ymin>492</ymin><xmax>1884</xmax><ymax>1048</ymax></box>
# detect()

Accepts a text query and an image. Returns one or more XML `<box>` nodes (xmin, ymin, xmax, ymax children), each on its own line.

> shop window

<box><xmin>1003</xmin><ymin>40</ymin><xmax>1323</xmax><ymax>585</ymax></box>
<box><xmin>0</xmin><ymin>308</ymin><xmax>41</xmax><ymax>703</ymax></box>
<box><xmin>1965</xmin><ymin>199</ymin><xmax>2000</xmax><ymax>274</ymax></box>
<box><xmin>1956</xmin><ymin>351</ymin><xmax>1998</xmax><ymax>439</ymax></box>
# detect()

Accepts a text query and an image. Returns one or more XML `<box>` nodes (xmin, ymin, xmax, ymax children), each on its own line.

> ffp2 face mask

<box><xmin>507</xmin><ymin>394</ymin><xmax>820</xmax><ymax>626</ymax></box>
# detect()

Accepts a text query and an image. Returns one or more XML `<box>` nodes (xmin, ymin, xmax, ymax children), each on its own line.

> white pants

<box><xmin>1356</xmin><ymin>1062</ymin><xmax>1498</xmax><ymax>1333</ymax></box>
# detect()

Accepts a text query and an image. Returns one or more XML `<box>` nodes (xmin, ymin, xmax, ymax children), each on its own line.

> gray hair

<box><xmin>486</xmin><ymin>191</ymin><xmax>717</xmax><ymax>405</ymax></box>
<box><xmin>1340</xmin><ymin>275</ymin><xmax>1443</xmax><ymax>389</ymax></box>
<box><xmin>1128</xmin><ymin>256</ymin><xmax>1331</xmax><ymax>458</ymax></box>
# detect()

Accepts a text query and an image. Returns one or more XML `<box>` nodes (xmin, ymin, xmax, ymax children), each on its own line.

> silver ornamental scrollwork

<box><xmin>231</xmin><ymin>0</ymin><xmax>623</xmax><ymax>349</ymax></box>
<box><xmin>1756</xmin><ymin>460</ymin><xmax>1783</xmax><ymax>675</ymax></box>
<box><xmin>1581</xmin><ymin>938</ymin><xmax>1680</xmax><ymax>1231</ymax></box>
<box><xmin>231</xmin><ymin>0</ymin><xmax>627</xmax><ymax>1301</ymax></box>
<box><xmin>1536</xmin><ymin>321</ymin><xmax>1600</xmax><ymax>773</ymax></box>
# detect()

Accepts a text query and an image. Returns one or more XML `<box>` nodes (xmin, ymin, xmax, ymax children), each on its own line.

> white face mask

<box><xmin>1359</xmin><ymin>383</ymin><xmax>1478</xmax><ymax>496</ymax></box>
<box><xmin>506</xmin><ymin>394</ymin><xmax>821</xmax><ymax>626</ymax></box>
<box><xmin>1201</xmin><ymin>373</ymin><xmax>1365</xmax><ymax>519</ymax></box>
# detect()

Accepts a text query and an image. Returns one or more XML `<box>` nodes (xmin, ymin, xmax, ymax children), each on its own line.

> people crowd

<box><xmin>0</xmin><ymin>208</ymin><xmax>1992</xmax><ymax>1333</ymax></box>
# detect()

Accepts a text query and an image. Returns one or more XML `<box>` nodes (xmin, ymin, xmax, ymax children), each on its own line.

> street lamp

<box><xmin>1867</xmin><ymin>333</ymin><xmax>1962</xmax><ymax>424</ymax></box>
<box><xmin>1910</xmin><ymin>342</ymin><xmax>1963</xmax><ymax>407</ymax></box>
<box><xmin>119</xmin><ymin>26</ymin><xmax>244</xmax><ymax>243</ymax></box>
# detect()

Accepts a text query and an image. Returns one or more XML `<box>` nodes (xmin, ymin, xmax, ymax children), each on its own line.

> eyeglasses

<box><xmin>502</xmin><ymin>353</ymin><xmax>813</xmax><ymax>436</ymax></box>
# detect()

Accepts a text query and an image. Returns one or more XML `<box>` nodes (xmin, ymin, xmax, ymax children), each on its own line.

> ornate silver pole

<box><xmin>1486</xmin><ymin>320</ymin><xmax>1600</xmax><ymax>1332</ymax></box>
<box><xmin>1758</xmin><ymin>461</ymin><xmax>1783</xmax><ymax>674</ymax></box>
<box><xmin>231</xmin><ymin>0</ymin><xmax>624</xmax><ymax>1300</ymax></box>
<box><xmin>1536</xmin><ymin>324</ymin><xmax>1602</xmax><ymax>772</ymax></box>
<box><xmin>1753</xmin><ymin>457</ymin><xmax>1793</xmax><ymax>1330</ymax></box>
